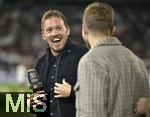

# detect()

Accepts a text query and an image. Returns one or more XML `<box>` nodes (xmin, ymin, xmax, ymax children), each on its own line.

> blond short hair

<box><xmin>83</xmin><ymin>2</ymin><xmax>115</xmax><ymax>35</ymax></box>
<box><xmin>41</xmin><ymin>10</ymin><xmax>69</xmax><ymax>30</ymax></box>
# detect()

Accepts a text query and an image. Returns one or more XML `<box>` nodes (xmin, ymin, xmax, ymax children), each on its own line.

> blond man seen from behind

<box><xmin>75</xmin><ymin>2</ymin><xmax>149</xmax><ymax>117</ymax></box>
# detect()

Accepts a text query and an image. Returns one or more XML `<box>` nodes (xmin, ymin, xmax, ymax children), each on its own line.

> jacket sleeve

<box><xmin>76</xmin><ymin>57</ymin><xmax>109</xmax><ymax>117</ymax></box>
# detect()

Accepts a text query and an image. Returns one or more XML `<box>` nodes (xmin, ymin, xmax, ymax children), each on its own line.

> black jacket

<box><xmin>35</xmin><ymin>40</ymin><xmax>88</xmax><ymax>117</ymax></box>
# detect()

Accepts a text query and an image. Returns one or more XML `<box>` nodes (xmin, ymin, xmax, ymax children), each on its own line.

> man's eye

<box><xmin>46</xmin><ymin>28</ymin><xmax>52</xmax><ymax>32</ymax></box>
<box><xmin>56</xmin><ymin>26</ymin><xmax>63</xmax><ymax>30</ymax></box>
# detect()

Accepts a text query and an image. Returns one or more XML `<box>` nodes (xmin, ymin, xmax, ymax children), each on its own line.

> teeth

<box><xmin>53</xmin><ymin>38</ymin><xmax>60</xmax><ymax>42</ymax></box>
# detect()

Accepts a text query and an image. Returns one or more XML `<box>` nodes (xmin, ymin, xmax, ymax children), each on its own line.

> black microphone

<box><xmin>27</xmin><ymin>69</ymin><xmax>43</xmax><ymax>92</ymax></box>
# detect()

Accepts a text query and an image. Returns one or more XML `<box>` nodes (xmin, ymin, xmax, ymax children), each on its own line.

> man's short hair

<box><xmin>83</xmin><ymin>2</ymin><xmax>115</xmax><ymax>35</ymax></box>
<box><xmin>41</xmin><ymin>10</ymin><xmax>69</xmax><ymax>30</ymax></box>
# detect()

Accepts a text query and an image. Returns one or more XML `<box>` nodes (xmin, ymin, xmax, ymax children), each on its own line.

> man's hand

<box><xmin>54</xmin><ymin>79</ymin><xmax>71</xmax><ymax>98</ymax></box>
<box><xmin>27</xmin><ymin>91</ymin><xmax>47</xmax><ymax>108</ymax></box>
<box><xmin>135</xmin><ymin>97</ymin><xmax>148</xmax><ymax>113</ymax></box>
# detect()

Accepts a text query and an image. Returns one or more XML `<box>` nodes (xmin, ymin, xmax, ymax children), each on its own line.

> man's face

<box><xmin>42</xmin><ymin>17</ymin><xmax>70</xmax><ymax>53</ymax></box>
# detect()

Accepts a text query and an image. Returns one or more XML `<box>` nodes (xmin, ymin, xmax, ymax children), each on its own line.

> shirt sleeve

<box><xmin>76</xmin><ymin>57</ymin><xmax>109</xmax><ymax>117</ymax></box>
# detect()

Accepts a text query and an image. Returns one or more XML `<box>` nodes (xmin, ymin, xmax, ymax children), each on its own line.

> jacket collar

<box><xmin>94</xmin><ymin>36</ymin><xmax>122</xmax><ymax>48</ymax></box>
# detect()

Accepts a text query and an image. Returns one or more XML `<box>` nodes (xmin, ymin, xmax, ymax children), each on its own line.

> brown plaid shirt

<box><xmin>75</xmin><ymin>37</ymin><xmax>149</xmax><ymax>117</ymax></box>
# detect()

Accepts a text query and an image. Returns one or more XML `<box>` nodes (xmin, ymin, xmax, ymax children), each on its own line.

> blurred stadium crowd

<box><xmin>0</xmin><ymin>0</ymin><xmax>150</xmax><ymax>85</ymax></box>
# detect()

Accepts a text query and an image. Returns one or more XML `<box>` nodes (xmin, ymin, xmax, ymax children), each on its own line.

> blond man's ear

<box><xmin>112</xmin><ymin>26</ymin><xmax>116</xmax><ymax>34</ymax></box>
<box><xmin>67</xmin><ymin>26</ymin><xmax>70</xmax><ymax>36</ymax></box>
<box><xmin>41</xmin><ymin>31</ymin><xmax>46</xmax><ymax>40</ymax></box>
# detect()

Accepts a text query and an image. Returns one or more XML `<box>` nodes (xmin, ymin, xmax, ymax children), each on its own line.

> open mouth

<box><xmin>51</xmin><ymin>37</ymin><xmax>61</xmax><ymax>43</ymax></box>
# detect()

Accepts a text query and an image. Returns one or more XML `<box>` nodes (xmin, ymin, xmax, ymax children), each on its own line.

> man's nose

<box><xmin>51</xmin><ymin>29</ymin><xmax>59</xmax><ymax>36</ymax></box>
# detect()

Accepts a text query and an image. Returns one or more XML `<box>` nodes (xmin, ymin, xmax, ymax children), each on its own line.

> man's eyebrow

<box><xmin>46</xmin><ymin>27</ymin><xmax>53</xmax><ymax>31</ymax></box>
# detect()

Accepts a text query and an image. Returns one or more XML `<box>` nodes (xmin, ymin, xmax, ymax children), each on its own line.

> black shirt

<box><xmin>46</xmin><ymin>55</ymin><xmax>59</xmax><ymax>116</ymax></box>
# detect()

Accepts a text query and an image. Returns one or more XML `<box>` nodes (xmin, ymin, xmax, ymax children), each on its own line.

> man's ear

<box><xmin>41</xmin><ymin>31</ymin><xmax>46</xmax><ymax>40</ymax></box>
<box><xmin>82</xmin><ymin>23</ymin><xmax>89</xmax><ymax>36</ymax></box>
<box><xmin>67</xmin><ymin>26</ymin><xmax>70</xmax><ymax>36</ymax></box>
<box><xmin>112</xmin><ymin>26</ymin><xmax>116</xmax><ymax>34</ymax></box>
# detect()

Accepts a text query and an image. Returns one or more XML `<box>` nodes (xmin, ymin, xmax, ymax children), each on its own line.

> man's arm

<box><xmin>76</xmin><ymin>58</ymin><xmax>109</xmax><ymax>117</ymax></box>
